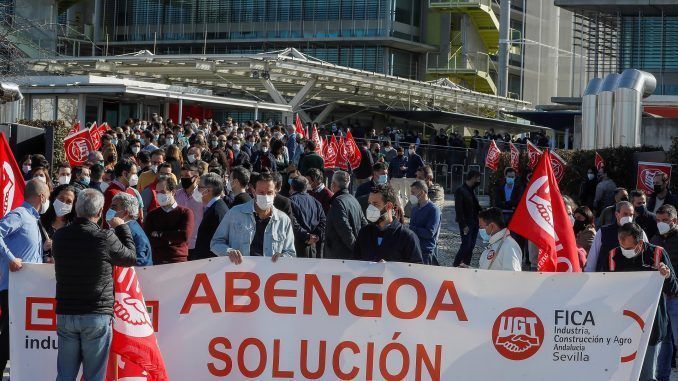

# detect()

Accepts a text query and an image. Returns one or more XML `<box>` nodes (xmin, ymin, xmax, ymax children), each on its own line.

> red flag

<box><xmin>337</xmin><ymin>133</ymin><xmax>349</xmax><ymax>171</ymax></box>
<box><xmin>595</xmin><ymin>152</ymin><xmax>605</xmax><ymax>172</ymax></box>
<box><xmin>311</xmin><ymin>127</ymin><xmax>323</xmax><ymax>155</ymax></box>
<box><xmin>344</xmin><ymin>130</ymin><xmax>362</xmax><ymax>169</ymax></box>
<box><xmin>64</xmin><ymin>128</ymin><xmax>95</xmax><ymax>166</ymax></box>
<box><xmin>485</xmin><ymin>140</ymin><xmax>501</xmax><ymax>171</ymax></box>
<box><xmin>509</xmin><ymin>142</ymin><xmax>520</xmax><ymax>172</ymax></box>
<box><xmin>67</xmin><ymin>122</ymin><xmax>80</xmax><ymax>135</ymax></box>
<box><xmin>527</xmin><ymin>140</ymin><xmax>543</xmax><ymax>169</ymax></box>
<box><xmin>0</xmin><ymin>133</ymin><xmax>25</xmax><ymax>217</ymax></box>
<box><xmin>323</xmin><ymin>135</ymin><xmax>339</xmax><ymax>169</ymax></box>
<box><xmin>99</xmin><ymin>122</ymin><xmax>110</xmax><ymax>136</ymax></box>
<box><xmin>509</xmin><ymin>150</ymin><xmax>581</xmax><ymax>272</ymax></box>
<box><xmin>294</xmin><ymin>114</ymin><xmax>305</xmax><ymax>138</ymax></box>
<box><xmin>550</xmin><ymin>151</ymin><xmax>567</xmax><ymax>183</ymax></box>
<box><xmin>106</xmin><ymin>266</ymin><xmax>168</xmax><ymax>380</ymax></box>
<box><xmin>89</xmin><ymin>122</ymin><xmax>102</xmax><ymax>150</ymax></box>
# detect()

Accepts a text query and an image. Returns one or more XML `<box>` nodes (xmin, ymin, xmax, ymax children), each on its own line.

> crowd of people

<box><xmin>0</xmin><ymin>114</ymin><xmax>674</xmax><ymax>380</ymax></box>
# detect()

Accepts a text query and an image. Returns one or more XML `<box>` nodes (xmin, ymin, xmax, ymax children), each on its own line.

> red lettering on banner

<box><xmin>300</xmin><ymin>339</ymin><xmax>326</xmax><ymax>379</ymax></box>
<box><xmin>225</xmin><ymin>272</ymin><xmax>261</xmax><ymax>313</ymax></box>
<box><xmin>237</xmin><ymin>337</ymin><xmax>266</xmax><ymax>378</ymax></box>
<box><xmin>346</xmin><ymin>277</ymin><xmax>383</xmax><ymax>317</ymax></box>
<box><xmin>303</xmin><ymin>274</ymin><xmax>340</xmax><ymax>316</ymax></box>
<box><xmin>426</xmin><ymin>281</ymin><xmax>468</xmax><ymax>321</ymax></box>
<box><xmin>264</xmin><ymin>273</ymin><xmax>298</xmax><ymax>314</ymax></box>
<box><xmin>387</xmin><ymin>278</ymin><xmax>426</xmax><ymax>319</ymax></box>
<box><xmin>25</xmin><ymin>297</ymin><xmax>56</xmax><ymax>331</ymax></box>
<box><xmin>272</xmin><ymin>339</ymin><xmax>294</xmax><ymax>377</ymax></box>
<box><xmin>207</xmin><ymin>337</ymin><xmax>232</xmax><ymax>377</ymax></box>
<box><xmin>332</xmin><ymin>341</ymin><xmax>360</xmax><ymax>379</ymax></box>
<box><xmin>180</xmin><ymin>273</ymin><xmax>221</xmax><ymax>314</ymax></box>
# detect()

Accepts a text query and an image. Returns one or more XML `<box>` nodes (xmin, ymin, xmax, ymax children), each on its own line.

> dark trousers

<box><xmin>295</xmin><ymin>241</ymin><xmax>318</xmax><ymax>259</ymax></box>
<box><xmin>453</xmin><ymin>225</ymin><xmax>478</xmax><ymax>267</ymax></box>
<box><xmin>0</xmin><ymin>290</ymin><xmax>9</xmax><ymax>373</ymax></box>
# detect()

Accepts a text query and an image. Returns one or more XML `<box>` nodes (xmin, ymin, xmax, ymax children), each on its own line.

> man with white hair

<box><xmin>52</xmin><ymin>189</ymin><xmax>136</xmax><ymax>380</ymax></box>
<box><xmin>109</xmin><ymin>192</ymin><xmax>153</xmax><ymax>266</ymax></box>
<box><xmin>324</xmin><ymin>170</ymin><xmax>367</xmax><ymax>259</ymax></box>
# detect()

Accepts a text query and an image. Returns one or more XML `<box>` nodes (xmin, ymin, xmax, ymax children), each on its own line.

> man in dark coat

<box><xmin>192</xmin><ymin>173</ymin><xmax>229</xmax><ymax>260</ymax></box>
<box><xmin>297</xmin><ymin>141</ymin><xmax>325</xmax><ymax>176</ymax></box>
<box><xmin>453</xmin><ymin>170</ymin><xmax>482</xmax><ymax>267</ymax></box>
<box><xmin>631</xmin><ymin>189</ymin><xmax>659</xmax><ymax>239</ymax></box>
<box><xmin>649</xmin><ymin>172</ymin><xmax>678</xmax><ymax>213</ymax></box>
<box><xmin>325</xmin><ymin>170</ymin><xmax>367</xmax><ymax>259</ymax></box>
<box><xmin>289</xmin><ymin>177</ymin><xmax>326</xmax><ymax>258</ymax></box>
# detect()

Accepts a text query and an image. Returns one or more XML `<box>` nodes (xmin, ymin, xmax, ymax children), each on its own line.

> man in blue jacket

<box><xmin>409</xmin><ymin>180</ymin><xmax>441</xmax><ymax>265</ymax></box>
<box><xmin>289</xmin><ymin>176</ymin><xmax>326</xmax><ymax>258</ymax></box>
<box><xmin>109</xmin><ymin>192</ymin><xmax>153</xmax><ymax>266</ymax></box>
<box><xmin>354</xmin><ymin>183</ymin><xmax>422</xmax><ymax>263</ymax></box>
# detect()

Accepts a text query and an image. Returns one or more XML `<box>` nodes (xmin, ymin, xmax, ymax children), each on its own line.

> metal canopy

<box><xmin>25</xmin><ymin>48</ymin><xmax>530</xmax><ymax>121</ymax></box>
<box><xmin>382</xmin><ymin>110</ymin><xmax>551</xmax><ymax>132</ymax></box>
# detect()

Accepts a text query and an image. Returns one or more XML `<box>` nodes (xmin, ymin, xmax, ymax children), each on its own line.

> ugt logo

<box><xmin>492</xmin><ymin>307</ymin><xmax>544</xmax><ymax>360</ymax></box>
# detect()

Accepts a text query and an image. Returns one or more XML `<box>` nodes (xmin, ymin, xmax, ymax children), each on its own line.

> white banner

<box><xmin>10</xmin><ymin>258</ymin><xmax>663</xmax><ymax>380</ymax></box>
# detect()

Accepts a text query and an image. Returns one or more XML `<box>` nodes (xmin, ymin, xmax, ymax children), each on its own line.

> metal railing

<box><xmin>429</xmin><ymin>0</ymin><xmax>493</xmax><ymax>8</ymax></box>
<box><xmin>427</xmin><ymin>50</ymin><xmax>497</xmax><ymax>75</ymax></box>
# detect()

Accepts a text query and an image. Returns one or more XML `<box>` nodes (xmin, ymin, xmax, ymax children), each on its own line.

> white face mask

<box><xmin>569</xmin><ymin>215</ymin><xmax>575</xmax><ymax>226</ymax></box>
<box><xmin>255</xmin><ymin>194</ymin><xmax>274</xmax><ymax>210</ymax></box>
<box><xmin>192</xmin><ymin>187</ymin><xmax>203</xmax><ymax>203</ymax></box>
<box><xmin>366</xmin><ymin>204</ymin><xmax>383</xmax><ymax>223</ymax></box>
<box><xmin>131</xmin><ymin>146</ymin><xmax>141</xmax><ymax>154</ymax></box>
<box><xmin>587</xmin><ymin>173</ymin><xmax>595</xmax><ymax>181</ymax></box>
<box><xmin>100</xmin><ymin>182</ymin><xmax>110</xmax><ymax>192</ymax></box>
<box><xmin>150</xmin><ymin>165</ymin><xmax>158</xmax><ymax>173</ymax></box>
<box><xmin>22</xmin><ymin>165</ymin><xmax>31</xmax><ymax>174</ymax></box>
<box><xmin>166</xmin><ymin>138</ymin><xmax>174</xmax><ymax>146</ymax></box>
<box><xmin>34</xmin><ymin>175</ymin><xmax>47</xmax><ymax>183</ymax></box>
<box><xmin>53</xmin><ymin>199</ymin><xmax>72</xmax><ymax>217</ymax></box>
<box><xmin>39</xmin><ymin>197</ymin><xmax>50</xmax><ymax>215</ymax></box>
<box><xmin>187</xmin><ymin>154</ymin><xmax>196</xmax><ymax>163</ymax></box>
<box><xmin>58</xmin><ymin>175</ymin><xmax>71</xmax><ymax>185</ymax></box>
<box><xmin>156</xmin><ymin>193</ymin><xmax>172</xmax><ymax>207</ymax></box>
<box><xmin>261</xmin><ymin>147</ymin><xmax>269</xmax><ymax>153</ymax></box>
<box><xmin>658</xmin><ymin>222</ymin><xmax>672</xmax><ymax>235</ymax></box>
<box><xmin>619</xmin><ymin>216</ymin><xmax>633</xmax><ymax>225</ymax></box>
<box><xmin>620</xmin><ymin>246</ymin><xmax>639</xmax><ymax>259</ymax></box>
<box><xmin>128</xmin><ymin>174</ymin><xmax>139</xmax><ymax>187</ymax></box>
<box><xmin>409</xmin><ymin>194</ymin><xmax>419</xmax><ymax>206</ymax></box>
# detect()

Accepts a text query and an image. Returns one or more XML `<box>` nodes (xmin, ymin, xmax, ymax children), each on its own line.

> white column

<box><xmin>178</xmin><ymin>98</ymin><xmax>183</xmax><ymax>125</ymax></box>
<box><xmin>77</xmin><ymin>94</ymin><xmax>86</xmax><ymax>125</ymax></box>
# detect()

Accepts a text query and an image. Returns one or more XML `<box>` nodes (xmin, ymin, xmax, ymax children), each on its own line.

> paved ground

<box><xmin>3</xmin><ymin>193</ymin><xmax>677</xmax><ymax>379</ymax></box>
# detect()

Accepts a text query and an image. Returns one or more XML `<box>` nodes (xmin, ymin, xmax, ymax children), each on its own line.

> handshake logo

<box><xmin>492</xmin><ymin>307</ymin><xmax>544</xmax><ymax>360</ymax></box>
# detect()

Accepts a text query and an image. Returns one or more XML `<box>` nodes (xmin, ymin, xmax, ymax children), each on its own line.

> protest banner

<box><xmin>636</xmin><ymin>161</ymin><xmax>672</xmax><ymax>195</ymax></box>
<box><xmin>11</xmin><ymin>258</ymin><xmax>662</xmax><ymax>380</ymax></box>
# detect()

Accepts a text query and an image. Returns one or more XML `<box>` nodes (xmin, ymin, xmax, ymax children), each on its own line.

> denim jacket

<box><xmin>210</xmin><ymin>200</ymin><xmax>296</xmax><ymax>257</ymax></box>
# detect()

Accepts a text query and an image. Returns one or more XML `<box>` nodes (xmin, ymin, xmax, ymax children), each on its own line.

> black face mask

<box><xmin>654</xmin><ymin>184</ymin><xmax>665</xmax><ymax>194</ymax></box>
<box><xmin>620</xmin><ymin>197</ymin><xmax>629</xmax><ymax>202</ymax></box>
<box><xmin>573</xmin><ymin>220</ymin><xmax>586</xmax><ymax>234</ymax></box>
<box><xmin>180</xmin><ymin>177</ymin><xmax>194</xmax><ymax>189</ymax></box>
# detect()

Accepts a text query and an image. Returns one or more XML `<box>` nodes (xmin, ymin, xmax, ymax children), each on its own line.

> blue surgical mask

<box><xmin>376</xmin><ymin>174</ymin><xmax>388</xmax><ymax>185</ymax></box>
<box><xmin>479</xmin><ymin>228</ymin><xmax>490</xmax><ymax>242</ymax></box>
<box><xmin>506</xmin><ymin>177</ymin><xmax>515</xmax><ymax>186</ymax></box>
<box><xmin>105</xmin><ymin>209</ymin><xmax>117</xmax><ymax>222</ymax></box>
<box><xmin>288</xmin><ymin>178</ymin><xmax>293</xmax><ymax>186</ymax></box>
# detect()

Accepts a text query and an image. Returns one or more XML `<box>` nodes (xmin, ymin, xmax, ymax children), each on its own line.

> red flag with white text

<box><xmin>67</xmin><ymin>122</ymin><xmax>80</xmax><ymax>135</ymax></box>
<box><xmin>99</xmin><ymin>122</ymin><xmax>110</xmax><ymax>137</ymax></box>
<box><xmin>294</xmin><ymin>114</ymin><xmax>305</xmax><ymax>138</ymax></box>
<box><xmin>509</xmin><ymin>142</ymin><xmax>520</xmax><ymax>172</ymax></box>
<box><xmin>595</xmin><ymin>152</ymin><xmax>605</xmax><ymax>172</ymax></box>
<box><xmin>64</xmin><ymin>128</ymin><xmax>95</xmax><ymax>166</ymax></box>
<box><xmin>323</xmin><ymin>135</ymin><xmax>339</xmax><ymax>169</ymax></box>
<box><xmin>311</xmin><ymin>127</ymin><xmax>323</xmax><ymax>155</ymax></box>
<box><xmin>337</xmin><ymin>133</ymin><xmax>349</xmax><ymax>171</ymax></box>
<box><xmin>106</xmin><ymin>266</ymin><xmax>168</xmax><ymax>380</ymax></box>
<box><xmin>0</xmin><ymin>133</ymin><xmax>24</xmax><ymax>217</ymax></box>
<box><xmin>344</xmin><ymin>130</ymin><xmax>362</xmax><ymax>169</ymax></box>
<box><xmin>89</xmin><ymin>122</ymin><xmax>102</xmax><ymax>150</ymax></box>
<box><xmin>527</xmin><ymin>140</ymin><xmax>543</xmax><ymax>169</ymax></box>
<box><xmin>550</xmin><ymin>151</ymin><xmax>567</xmax><ymax>183</ymax></box>
<box><xmin>485</xmin><ymin>140</ymin><xmax>501</xmax><ymax>171</ymax></box>
<box><xmin>509</xmin><ymin>151</ymin><xmax>581</xmax><ymax>272</ymax></box>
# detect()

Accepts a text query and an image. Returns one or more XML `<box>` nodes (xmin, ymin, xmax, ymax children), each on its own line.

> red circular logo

<box><xmin>492</xmin><ymin>307</ymin><xmax>544</xmax><ymax>360</ymax></box>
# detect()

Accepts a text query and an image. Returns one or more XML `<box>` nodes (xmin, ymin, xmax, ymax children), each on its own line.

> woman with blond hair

<box><xmin>165</xmin><ymin>144</ymin><xmax>183</xmax><ymax>179</ymax></box>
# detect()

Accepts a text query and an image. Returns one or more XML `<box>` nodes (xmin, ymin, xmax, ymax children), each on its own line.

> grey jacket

<box><xmin>324</xmin><ymin>189</ymin><xmax>367</xmax><ymax>259</ymax></box>
<box><xmin>210</xmin><ymin>200</ymin><xmax>296</xmax><ymax>257</ymax></box>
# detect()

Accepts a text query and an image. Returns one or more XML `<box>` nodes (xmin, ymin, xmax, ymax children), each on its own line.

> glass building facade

<box><xmin>619</xmin><ymin>15</ymin><xmax>678</xmax><ymax>95</ymax></box>
<box><xmin>99</xmin><ymin>0</ymin><xmax>427</xmax><ymax>78</ymax></box>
